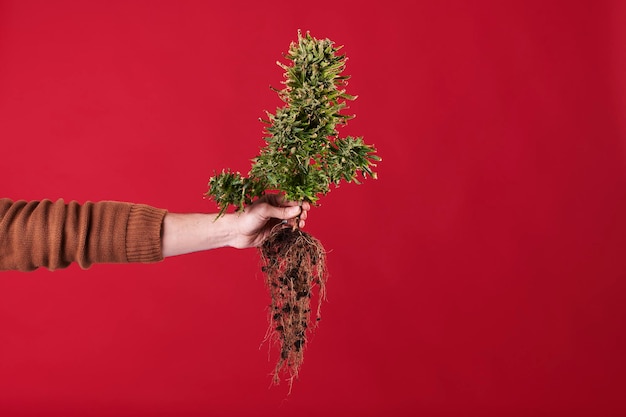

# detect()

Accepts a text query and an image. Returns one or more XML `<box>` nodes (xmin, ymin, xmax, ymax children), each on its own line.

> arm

<box><xmin>0</xmin><ymin>196</ymin><xmax>309</xmax><ymax>271</ymax></box>
<box><xmin>162</xmin><ymin>195</ymin><xmax>309</xmax><ymax>257</ymax></box>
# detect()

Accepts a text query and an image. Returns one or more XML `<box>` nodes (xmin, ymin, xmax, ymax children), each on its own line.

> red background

<box><xmin>1</xmin><ymin>1</ymin><xmax>626</xmax><ymax>416</ymax></box>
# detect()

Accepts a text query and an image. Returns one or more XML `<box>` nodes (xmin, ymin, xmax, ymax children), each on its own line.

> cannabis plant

<box><xmin>205</xmin><ymin>31</ymin><xmax>379</xmax><ymax>388</ymax></box>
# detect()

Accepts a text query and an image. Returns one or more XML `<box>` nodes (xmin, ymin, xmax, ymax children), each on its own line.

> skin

<box><xmin>161</xmin><ymin>195</ymin><xmax>310</xmax><ymax>257</ymax></box>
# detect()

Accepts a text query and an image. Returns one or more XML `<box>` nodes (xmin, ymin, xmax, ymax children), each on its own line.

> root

<box><xmin>259</xmin><ymin>227</ymin><xmax>327</xmax><ymax>390</ymax></box>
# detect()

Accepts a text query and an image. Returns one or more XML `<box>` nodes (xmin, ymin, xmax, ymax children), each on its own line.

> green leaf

<box><xmin>207</xmin><ymin>31</ymin><xmax>379</xmax><ymax>214</ymax></box>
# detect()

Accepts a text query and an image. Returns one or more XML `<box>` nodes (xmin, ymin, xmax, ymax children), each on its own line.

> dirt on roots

<box><xmin>260</xmin><ymin>227</ymin><xmax>327</xmax><ymax>388</ymax></box>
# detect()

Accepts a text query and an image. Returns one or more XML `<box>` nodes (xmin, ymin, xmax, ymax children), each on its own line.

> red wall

<box><xmin>2</xmin><ymin>1</ymin><xmax>626</xmax><ymax>416</ymax></box>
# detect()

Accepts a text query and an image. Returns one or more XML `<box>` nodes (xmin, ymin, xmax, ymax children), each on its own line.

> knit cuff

<box><xmin>126</xmin><ymin>204</ymin><xmax>167</xmax><ymax>263</ymax></box>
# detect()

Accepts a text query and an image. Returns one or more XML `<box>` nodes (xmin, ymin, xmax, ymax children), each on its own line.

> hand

<box><xmin>228</xmin><ymin>195</ymin><xmax>310</xmax><ymax>249</ymax></box>
<box><xmin>161</xmin><ymin>195</ymin><xmax>310</xmax><ymax>258</ymax></box>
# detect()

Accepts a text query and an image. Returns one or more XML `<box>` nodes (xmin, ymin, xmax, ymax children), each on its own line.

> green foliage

<box><xmin>206</xmin><ymin>31</ymin><xmax>379</xmax><ymax>215</ymax></box>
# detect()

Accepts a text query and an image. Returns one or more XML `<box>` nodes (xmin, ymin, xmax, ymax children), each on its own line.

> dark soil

<box><xmin>260</xmin><ymin>227</ymin><xmax>327</xmax><ymax>388</ymax></box>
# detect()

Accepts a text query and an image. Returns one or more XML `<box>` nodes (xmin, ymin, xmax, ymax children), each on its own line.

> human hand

<box><xmin>161</xmin><ymin>195</ymin><xmax>310</xmax><ymax>258</ymax></box>
<box><xmin>228</xmin><ymin>194</ymin><xmax>310</xmax><ymax>249</ymax></box>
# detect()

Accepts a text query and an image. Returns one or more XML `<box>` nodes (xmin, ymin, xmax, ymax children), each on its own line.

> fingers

<box><xmin>280</xmin><ymin>217</ymin><xmax>306</xmax><ymax>229</ymax></box>
<box><xmin>255</xmin><ymin>194</ymin><xmax>311</xmax><ymax>223</ymax></box>
<box><xmin>262</xmin><ymin>204</ymin><xmax>301</xmax><ymax>220</ymax></box>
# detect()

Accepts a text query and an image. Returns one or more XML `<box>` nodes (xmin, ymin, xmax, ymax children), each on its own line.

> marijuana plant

<box><xmin>206</xmin><ymin>31</ymin><xmax>379</xmax><ymax>387</ymax></box>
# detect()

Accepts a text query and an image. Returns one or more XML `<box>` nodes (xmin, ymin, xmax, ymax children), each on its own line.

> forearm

<box><xmin>161</xmin><ymin>212</ymin><xmax>238</xmax><ymax>257</ymax></box>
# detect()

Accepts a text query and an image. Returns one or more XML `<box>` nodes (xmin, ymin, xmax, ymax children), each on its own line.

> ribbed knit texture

<box><xmin>0</xmin><ymin>199</ymin><xmax>167</xmax><ymax>271</ymax></box>
<box><xmin>126</xmin><ymin>204</ymin><xmax>167</xmax><ymax>263</ymax></box>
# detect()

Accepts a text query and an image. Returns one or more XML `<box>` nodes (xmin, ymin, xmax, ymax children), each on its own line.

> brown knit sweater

<box><xmin>0</xmin><ymin>199</ymin><xmax>167</xmax><ymax>271</ymax></box>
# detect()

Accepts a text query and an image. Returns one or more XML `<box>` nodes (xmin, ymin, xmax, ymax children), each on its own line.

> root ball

<box><xmin>260</xmin><ymin>227</ymin><xmax>327</xmax><ymax>387</ymax></box>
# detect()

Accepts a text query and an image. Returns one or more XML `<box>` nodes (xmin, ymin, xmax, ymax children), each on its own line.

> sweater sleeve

<box><xmin>0</xmin><ymin>198</ymin><xmax>167</xmax><ymax>271</ymax></box>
